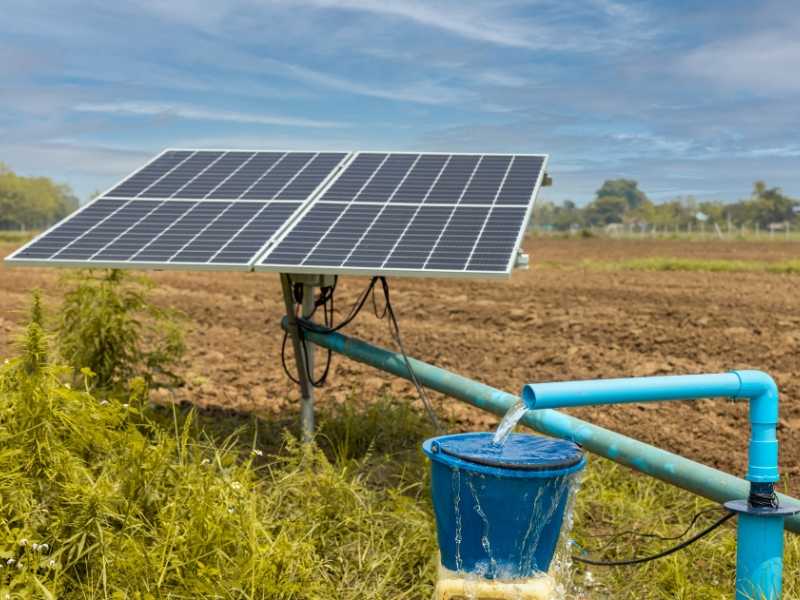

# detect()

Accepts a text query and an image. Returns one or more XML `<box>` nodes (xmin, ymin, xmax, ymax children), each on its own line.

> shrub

<box><xmin>56</xmin><ymin>269</ymin><xmax>185</xmax><ymax>394</ymax></box>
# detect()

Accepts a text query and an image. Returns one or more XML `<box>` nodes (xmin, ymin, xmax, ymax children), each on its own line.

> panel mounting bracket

<box><xmin>514</xmin><ymin>252</ymin><xmax>530</xmax><ymax>270</ymax></box>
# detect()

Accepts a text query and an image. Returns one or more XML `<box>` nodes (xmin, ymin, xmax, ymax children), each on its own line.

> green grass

<box><xmin>3</xmin><ymin>312</ymin><xmax>798</xmax><ymax>598</ymax></box>
<box><xmin>577</xmin><ymin>257</ymin><xmax>800</xmax><ymax>275</ymax></box>
<box><xmin>529</xmin><ymin>229</ymin><xmax>800</xmax><ymax>243</ymax></box>
<box><xmin>0</xmin><ymin>230</ymin><xmax>36</xmax><ymax>244</ymax></box>
<box><xmin>573</xmin><ymin>458</ymin><xmax>800</xmax><ymax>599</ymax></box>
<box><xmin>0</xmin><ymin>322</ymin><xmax>438</xmax><ymax>599</ymax></box>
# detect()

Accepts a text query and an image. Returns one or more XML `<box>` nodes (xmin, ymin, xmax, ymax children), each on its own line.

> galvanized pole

<box><xmin>279</xmin><ymin>274</ymin><xmax>315</xmax><ymax>442</ymax></box>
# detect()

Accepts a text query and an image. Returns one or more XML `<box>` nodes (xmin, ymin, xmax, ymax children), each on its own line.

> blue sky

<box><xmin>2</xmin><ymin>0</ymin><xmax>799</xmax><ymax>204</ymax></box>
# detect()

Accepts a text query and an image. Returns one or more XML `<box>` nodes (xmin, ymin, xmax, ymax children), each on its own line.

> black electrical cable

<box><xmin>749</xmin><ymin>487</ymin><xmax>779</xmax><ymax>509</ymax></box>
<box><xmin>281</xmin><ymin>331</ymin><xmax>301</xmax><ymax>385</ymax></box>
<box><xmin>579</xmin><ymin>506</ymin><xmax>723</xmax><ymax>551</ymax></box>
<box><xmin>281</xmin><ymin>275</ymin><xmax>338</xmax><ymax>387</ymax></box>
<box><xmin>289</xmin><ymin>276</ymin><xmax>442</xmax><ymax>431</ymax></box>
<box><xmin>375</xmin><ymin>277</ymin><xmax>442</xmax><ymax>431</ymax></box>
<box><xmin>323</xmin><ymin>277</ymin><xmax>380</xmax><ymax>333</ymax></box>
<box><xmin>301</xmin><ymin>281</ymin><xmax>335</xmax><ymax>387</ymax></box>
<box><xmin>572</xmin><ymin>509</ymin><xmax>735</xmax><ymax>567</ymax></box>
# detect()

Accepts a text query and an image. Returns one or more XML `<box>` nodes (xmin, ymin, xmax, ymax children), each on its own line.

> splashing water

<box><xmin>451</xmin><ymin>468</ymin><xmax>463</xmax><ymax>572</ymax></box>
<box><xmin>491</xmin><ymin>399</ymin><xmax>529</xmax><ymax>447</ymax></box>
<box><xmin>550</xmin><ymin>470</ymin><xmax>586</xmax><ymax>600</ymax></box>
<box><xmin>465</xmin><ymin>475</ymin><xmax>497</xmax><ymax>578</ymax></box>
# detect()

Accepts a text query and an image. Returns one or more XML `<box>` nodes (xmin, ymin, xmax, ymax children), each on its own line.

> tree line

<box><xmin>535</xmin><ymin>179</ymin><xmax>799</xmax><ymax>231</ymax></box>
<box><xmin>0</xmin><ymin>163</ymin><xmax>79</xmax><ymax>230</ymax></box>
<box><xmin>1</xmin><ymin>162</ymin><xmax>797</xmax><ymax>234</ymax></box>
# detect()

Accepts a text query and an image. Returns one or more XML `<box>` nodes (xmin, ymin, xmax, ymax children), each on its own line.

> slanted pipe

<box><xmin>282</xmin><ymin>318</ymin><xmax>800</xmax><ymax>534</ymax></box>
<box><xmin>522</xmin><ymin>371</ymin><xmax>779</xmax><ymax>483</ymax></box>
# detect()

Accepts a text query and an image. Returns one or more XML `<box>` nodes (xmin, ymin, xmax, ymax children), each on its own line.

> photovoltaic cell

<box><xmin>258</xmin><ymin>151</ymin><xmax>547</xmax><ymax>277</ymax></box>
<box><xmin>105</xmin><ymin>150</ymin><xmax>347</xmax><ymax>201</ymax></box>
<box><xmin>390</xmin><ymin>154</ymin><xmax>449</xmax><ymax>203</ymax></box>
<box><xmin>106</xmin><ymin>151</ymin><xmax>193</xmax><ymax>197</ymax></box>
<box><xmin>210</xmin><ymin>152</ymin><xmax>283</xmax><ymax>199</ymax></box>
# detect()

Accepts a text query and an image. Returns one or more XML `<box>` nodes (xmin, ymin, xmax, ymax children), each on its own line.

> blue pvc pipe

<box><xmin>736</xmin><ymin>514</ymin><xmax>785</xmax><ymax>600</ymax></box>
<box><xmin>522</xmin><ymin>372</ymin><xmax>789</xmax><ymax>598</ymax></box>
<box><xmin>522</xmin><ymin>371</ymin><xmax>779</xmax><ymax>483</ymax></box>
<box><xmin>522</xmin><ymin>372</ymin><xmax>742</xmax><ymax>408</ymax></box>
<box><xmin>285</xmin><ymin>319</ymin><xmax>800</xmax><ymax>535</ymax></box>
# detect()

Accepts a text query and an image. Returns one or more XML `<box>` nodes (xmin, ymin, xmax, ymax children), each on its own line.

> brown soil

<box><xmin>2</xmin><ymin>237</ymin><xmax>799</xmax><ymax>484</ymax></box>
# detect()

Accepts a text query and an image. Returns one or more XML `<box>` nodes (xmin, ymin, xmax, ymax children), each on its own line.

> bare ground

<box><xmin>2</xmin><ymin>236</ymin><xmax>799</xmax><ymax>484</ymax></box>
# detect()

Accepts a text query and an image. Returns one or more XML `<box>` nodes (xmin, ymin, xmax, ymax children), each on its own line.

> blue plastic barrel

<box><xmin>423</xmin><ymin>432</ymin><xmax>586</xmax><ymax>579</ymax></box>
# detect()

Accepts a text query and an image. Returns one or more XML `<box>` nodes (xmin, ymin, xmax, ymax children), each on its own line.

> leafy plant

<box><xmin>56</xmin><ymin>269</ymin><xmax>185</xmax><ymax>393</ymax></box>
<box><xmin>0</xmin><ymin>293</ymin><xmax>437</xmax><ymax>599</ymax></box>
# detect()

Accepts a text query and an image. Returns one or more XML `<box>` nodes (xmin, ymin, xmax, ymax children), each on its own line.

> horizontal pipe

<box><xmin>283</xmin><ymin>318</ymin><xmax>800</xmax><ymax>534</ymax></box>
<box><xmin>521</xmin><ymin>373</ymin><xmax>742</xmax><ymax>410</ymax></box>
<box><xmin>522</xmin><ymin>370</ymin><xmax>780</xmax><ymax>483</ymax></box>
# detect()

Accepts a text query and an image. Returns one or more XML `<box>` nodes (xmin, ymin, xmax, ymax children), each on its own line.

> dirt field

<box><xmin>2</xmin><ymin>236</ymin><xmax>799</xmax><ymax>484</ymax></box>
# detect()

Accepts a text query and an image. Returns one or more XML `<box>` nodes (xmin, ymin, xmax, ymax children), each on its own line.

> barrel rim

<box><xmin>422</xmin><ymin>433</ymin><xmax>586</xmax><ymax>479</ymax></box>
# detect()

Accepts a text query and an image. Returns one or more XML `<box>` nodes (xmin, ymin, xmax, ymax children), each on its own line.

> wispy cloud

<box><xmin>474</xmin><ymin>70</ymin><xmax>529</xmax><ymax>88</ymax></box>
<box><xmin>266</xmin><ymin>60</ymin><xmax>469</xmax><ymax>105</ymax></box>
<box><xmin>73</xmin><ymin>102</ymin><xmax>348</xmax><ymax>128</ymax></box>
<box><xmin>611</xmin><ymin>132</ymin><xmax>694</xmax><ymax>155</ymax></box>
<box><xmin>1</xmin><ymin>142</ymin><xmax>151</xmax><ymax>175</ymax></box>
<box><xmin>745</xmin><ymin>145</ymin><xmax>800</xmax><ymax>158</ymax></box>
<box><xmin>295</xmin><ymin>0</ymin><xmax>545</xmax><ymax>49</ymax></box>
<box><xmin>679</xmin><ymin>31</ymin><xmax>800</xmax><ymax>94</ymax></box>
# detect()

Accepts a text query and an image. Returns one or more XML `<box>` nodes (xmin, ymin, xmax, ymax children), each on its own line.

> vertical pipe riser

<box><xmin>737</xmin><ymin>371</ymin><xmax>780</xmax><ymax>484</ymax></box>
<box><xmin>736</xmin><ymin>514</ymin><xmax>784</xmax><ymax>600</ymax></box>
<box><xmin>747</xmin><ymin>393</ymin><xmax>780</xmax><ymax>483</ymax></box>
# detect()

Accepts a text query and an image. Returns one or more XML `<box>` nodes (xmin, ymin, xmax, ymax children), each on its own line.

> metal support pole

<box><xmin>279</xmin><ymin>274</ymin><xmax>315</xmax><ymax>442</ymax></box>
<box><xmin>300</xmin><ymin>283</ymin><xmax>316</xmax><ymax>438</ymax></box>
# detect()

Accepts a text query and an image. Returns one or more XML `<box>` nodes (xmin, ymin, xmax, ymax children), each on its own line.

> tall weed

<box><xmin>57</xmin><ymin>269</ymin><xmax>185</xmax><ymax>394</ymax></box>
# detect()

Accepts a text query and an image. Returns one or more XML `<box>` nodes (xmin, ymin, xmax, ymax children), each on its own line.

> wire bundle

<box><xmin>280</xmin><ymin>275</ymin><xmax>441</xmax><ymax>430</ymax></box>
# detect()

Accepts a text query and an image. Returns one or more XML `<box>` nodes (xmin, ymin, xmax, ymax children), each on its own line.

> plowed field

<box><xmin>2</xmin><ymin>236</ymin><xmax>799</xmax><ymax>482</ymax></box>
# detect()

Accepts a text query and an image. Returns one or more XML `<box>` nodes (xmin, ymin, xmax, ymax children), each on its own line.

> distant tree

<box><xmin>0</xmin><ymin>163</ymin><xmax>79</xmax><ymax>230</ymax></box>
<box><xmin>749</xmin><ymin>181</ymin><xmax>795</xmax><ymax>226</ymax></box>
<box><xmin>533</xmin><ymin>199</ymin><xmax>586</xmax><ymax>230</ymax></box>
<box><xmin>531</xmin><ymin>178</ymin><xmax>797</xmax><ymax>232</ymax></box>
<box><xmin>596</xmin><ymin>179</ymin><xmax>649</xmax><ymax>210</ymax></box>
<box><xmin>585</xmin><ymin>195</ymin><xmax>628</xmax><ymax>225</ymax></box>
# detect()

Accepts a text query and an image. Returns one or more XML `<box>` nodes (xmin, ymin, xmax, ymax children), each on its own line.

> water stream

<box><xmin>491</xmin><ymin>399</ymin><xmax>528</xmax><ymax>447</ymax></box>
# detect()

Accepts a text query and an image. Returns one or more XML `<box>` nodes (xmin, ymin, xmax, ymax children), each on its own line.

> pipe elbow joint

<box><xmin>732</xmin><ymin>370</ymin><xmax>779</xmax><ymax>421</ymax></box>
<box><xmin>733</xmin><ymin>370</ymin><xmax>780</xmax><ymax>484</ymax></box>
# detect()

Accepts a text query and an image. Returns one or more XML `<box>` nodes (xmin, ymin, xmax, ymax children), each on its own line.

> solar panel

<box><xmin>256</xmin><ymin>152</ymin><xmax>547</xmax><ymax>278</ymax></box>
<box><xmin>6</xmin><ymin>150</ymin><xmax>349</xmax><ymax>270</ymax></box>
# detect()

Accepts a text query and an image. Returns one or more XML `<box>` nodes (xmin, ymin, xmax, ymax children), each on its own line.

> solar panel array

<box><xmin>8</xmin><ymin>150</ymin><xmax>348</xmax><ymax>269</ymax></box>
<box><xmin>257</xmin><ymin>152</ymin><xmax>545</xmax><ymax>276</ymax></box>
<box><xmin>6</xmin><ymin>149</ymin><xmax>547</xmax><ymax>277</ymax></box>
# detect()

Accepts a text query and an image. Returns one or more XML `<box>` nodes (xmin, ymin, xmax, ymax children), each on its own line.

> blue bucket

<box><xmin>423</xmin><ymin>432</ymin><xmax>585</xmax><ymax>579</ymax></box>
